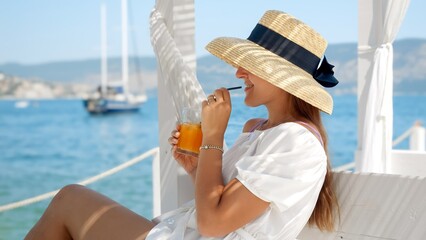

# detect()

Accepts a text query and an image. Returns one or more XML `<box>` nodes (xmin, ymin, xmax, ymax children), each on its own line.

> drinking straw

<box><xmin>226</xmin><ymin>86</ymin><xmax>242</xmax><ymax>91</ymax></box>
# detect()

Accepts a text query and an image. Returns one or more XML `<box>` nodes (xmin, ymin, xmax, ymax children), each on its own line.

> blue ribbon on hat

<box><xmin>313</xmin><ymin>56</ymin><xmax>339</xmax><ymax>88</ymax></box>
<box><xmin>247</xmin><ymin>24</ymin><xmax>338</xmax><ymax>88</ymax></box>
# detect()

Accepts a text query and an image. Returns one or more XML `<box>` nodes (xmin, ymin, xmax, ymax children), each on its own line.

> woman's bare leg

<box><xmin>25</xmin><ymin>184</ymin><xmax>156</xmax><ymax>240</ymax></box>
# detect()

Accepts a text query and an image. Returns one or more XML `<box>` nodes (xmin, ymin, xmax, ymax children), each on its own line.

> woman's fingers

<box><xmin>221</xmin><ymin>88</ymin><xmax>231</xmax><ymax>102</ymax></box>
<box><xmin>212</xmin><ymin>88</ymin><xmax>230</xmax><ymax>103</ymax></box>
<box><xmin>202</xmin><ymin>100</ymin><xmax>209</xmax><ymax>108</ymax></box>
<box><xmin>168</xmin><ymin>129</ymin><xmax>180</xmax><ymax>146</ymax></box>
<box><xmin>213</xmin><ymin>89</ymin><xmax>223</xmax><ymax>102</ymax></box>
<box><xmin>171</xmin><ymin>129</ymin><xmax>179</xmax><ymax>137</ymax></box>
<box><xmin>168</xmin><ymin>136</ymin><xmax>177</xmax><ymax>145</ymax></box>
<box><xmin>204</xmin><ymin>89</ymin><xmax>228</xmax><ymax>106</ymax></box>
<box><xmin>207</xmin><ymin>94</ymin><xmax>216</xmax><ymax>101</ymax></box>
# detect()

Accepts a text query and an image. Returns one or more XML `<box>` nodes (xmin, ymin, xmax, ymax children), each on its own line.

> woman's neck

<box><xmin>260</xmin><ymin>104</ymin><xmax>298</xmax><ymax>130</ymax></box>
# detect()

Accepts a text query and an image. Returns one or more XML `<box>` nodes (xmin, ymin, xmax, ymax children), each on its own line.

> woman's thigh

<box><xmin>59</xmin><ymin>184</ymin><xmax>156</xmax><ymax>240</ymax></box>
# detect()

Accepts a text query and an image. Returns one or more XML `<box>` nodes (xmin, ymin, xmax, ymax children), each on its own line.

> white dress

<box><xmin>146</xmin><ymin>122</ymin><xmax>327</xmax><ymax>240</ymax></box>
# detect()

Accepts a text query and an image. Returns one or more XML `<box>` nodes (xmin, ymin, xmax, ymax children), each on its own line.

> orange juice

<box><xmin>177</xmin><ymin>122</ymin><xmax>203</xmax><ymax>157</ymax></box>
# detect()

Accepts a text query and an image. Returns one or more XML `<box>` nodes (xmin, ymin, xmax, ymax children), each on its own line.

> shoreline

<box><xmin>3</xmin><ymin>93</ymin><xmax>426</xmax><ymax>101</ymax></box>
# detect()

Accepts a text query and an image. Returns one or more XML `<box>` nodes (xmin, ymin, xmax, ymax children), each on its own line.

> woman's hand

<box><xmin>168</xmin><ymin>125</ymin><xmax>198</xmax><ymax>176</ymax></box>
<box><xmin>202</xmin><ymin>88</ymin><xmax>232</xmax><ymax>139</ymax></box>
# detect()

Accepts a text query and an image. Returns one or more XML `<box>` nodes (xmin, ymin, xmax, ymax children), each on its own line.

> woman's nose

<box><xmin>235</xmin><ymin>67</ymin><xmax>247</xmax><ymax>79</ymax></box>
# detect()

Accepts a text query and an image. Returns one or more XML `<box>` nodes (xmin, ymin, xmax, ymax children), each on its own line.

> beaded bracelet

<box><xmin>199</xmin><ymin>144</ymin><xmax>224</xmax><ymax>153</ymax></box>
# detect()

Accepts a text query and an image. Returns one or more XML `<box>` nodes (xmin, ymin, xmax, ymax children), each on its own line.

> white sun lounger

<box><xmin>298</xmin><ymin>171</ymin><xmax>426</xmax><ymax>239</ymax></box>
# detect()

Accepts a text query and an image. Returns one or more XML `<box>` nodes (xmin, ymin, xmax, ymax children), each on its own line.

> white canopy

<box><xmin>356</xmin><ymin>0</ymin><xmax>410</xmax><ymax>173</ymax></box>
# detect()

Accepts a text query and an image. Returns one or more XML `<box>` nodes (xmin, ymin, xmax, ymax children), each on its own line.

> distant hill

<box><xmin>1</xmin><ymin>38</ymin><xmax>425</xmax><ymax>96</ymax></box>
<box><xmin>0</xmin><ymin>57</ymin><xmax>157</xmax><ymax>82</ymax></box>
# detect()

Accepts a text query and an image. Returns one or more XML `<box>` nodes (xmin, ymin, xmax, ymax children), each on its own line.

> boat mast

<box><xmin>100</xmin><ymin>3</ymin><xmax>108</xmax><ymax>96</ymax></box>
<box><xmin>121</xmin><ymin>0</ymin><xmax>129</xmax><ymax>98</ymax></box>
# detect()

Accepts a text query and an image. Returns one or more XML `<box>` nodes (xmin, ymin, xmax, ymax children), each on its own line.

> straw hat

<box><xmin>205</xmin><ymin>10</ymin><xmax>338</xmax><ymax>114</ymax></box>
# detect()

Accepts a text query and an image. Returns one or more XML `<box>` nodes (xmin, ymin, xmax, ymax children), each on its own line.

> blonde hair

<box><xmin>289</xmin><ymin>94</ymin><xmax>339</xmax><ymax>231</ymax></box>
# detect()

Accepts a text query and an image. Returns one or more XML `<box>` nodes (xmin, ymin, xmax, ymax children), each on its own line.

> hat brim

<box><xmin>206</xmin><ymin>37</ymin><xmax>333</xmax><ymax>114</ymax></box>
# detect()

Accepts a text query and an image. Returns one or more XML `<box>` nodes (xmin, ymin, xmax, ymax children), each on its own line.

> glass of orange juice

<box><xmin>176</xmin><ymin>106</ymin><xmax>203</xmax><ymax>157</ymax></box>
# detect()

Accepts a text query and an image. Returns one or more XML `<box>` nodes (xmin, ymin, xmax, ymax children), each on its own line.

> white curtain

<box><xmin>356</xmin><ymin>0</ymin><xmax>410</xmax><ymax>173</ymax></box>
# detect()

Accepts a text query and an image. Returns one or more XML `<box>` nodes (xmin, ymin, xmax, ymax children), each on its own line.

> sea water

<box><xmin>0</xmin><ymin>95</ymin><xmax>425</xmax><ymax>239</ymax></box>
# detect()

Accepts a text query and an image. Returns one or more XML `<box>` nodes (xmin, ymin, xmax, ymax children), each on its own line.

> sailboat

<box><xmin>83</xmin><ymin>0</ymin><xmax>147</xmax><ymax>114</ymax></box>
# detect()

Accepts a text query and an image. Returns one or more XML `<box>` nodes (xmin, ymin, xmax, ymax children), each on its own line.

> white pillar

<box><xmin>153</xmin><ymin>0</ymin><xmax>196</xmax><ymax>216</ymax></box>
<box><xmin>410</xmin><ymin>122</ymin><xmax>425</xmax><ymax>151</ymax></box>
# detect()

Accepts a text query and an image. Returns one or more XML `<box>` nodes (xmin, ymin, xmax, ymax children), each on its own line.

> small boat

<box><xmin>83</xmin><ymin>0</ymin><xmax>147</xmax><ymax>114</ymax></box>
<box><xmin>14</xmin><ymin>100</ymin><xmax>29</xmax><ymax>109</ymax></box>
<box><xmin>83</xmin><ymin>86</ymin><xmax>147</xmax><ymax>113</ymax></box>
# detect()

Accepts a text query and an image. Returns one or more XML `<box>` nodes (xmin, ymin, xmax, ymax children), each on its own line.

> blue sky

<box><xmin>0</xmin><ymin>0</ymin><xmax>425</xmax><ymax>64</ymax></box>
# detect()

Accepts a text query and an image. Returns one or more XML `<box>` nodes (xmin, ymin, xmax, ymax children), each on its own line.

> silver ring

<box><xmin>207</xmin><ymin>95</ymin><xmax>216</xmax><ymax>102</ymax></box>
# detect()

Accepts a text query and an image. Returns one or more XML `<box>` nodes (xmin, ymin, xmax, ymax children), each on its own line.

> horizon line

<box><xmin>1</xmin><ymin>37</ymin><xmax>424</xmax><ymax>66</ymax></box>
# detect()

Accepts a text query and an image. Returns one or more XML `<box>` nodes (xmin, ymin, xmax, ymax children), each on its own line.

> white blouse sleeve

<box><xmin>235</xmin><ymin>123</ymin><xmax>327</xmax><ymax>212</ymax></box>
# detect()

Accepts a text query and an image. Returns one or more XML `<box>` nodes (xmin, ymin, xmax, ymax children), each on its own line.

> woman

<box><xmin>25</xmin><ymin>10</ymin><xmax>338</xmax><ymax>239</ymax></box>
